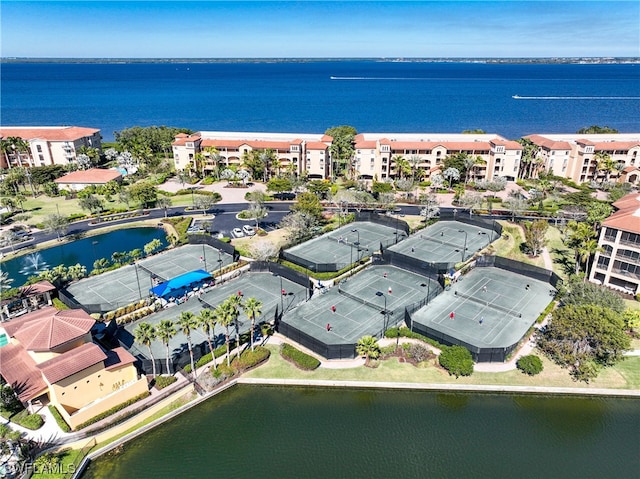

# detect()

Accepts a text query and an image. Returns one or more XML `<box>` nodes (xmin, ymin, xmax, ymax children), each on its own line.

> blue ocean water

<box><xmin>1</xmin><ymin>61</ymin><xmax>639</xmax><ymax>141</ymax></box>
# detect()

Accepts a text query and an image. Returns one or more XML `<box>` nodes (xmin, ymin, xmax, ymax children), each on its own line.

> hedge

<box><xmin>4</xmin><ymin>409</ymin><xmax>44</xmax><ymax>430</ymax></box>
<box><xmin>75</xmin><ymin>391</ymin><xmax>151</xmax><ymax>430</ymax></box>
<box><xmin>153</xmin><ymin>376</ymin><xmax>178</xmax><ymax>390</ymax></box>
<box><xmin>280</xmin><ymin>343</ymin><xmax>321</xmax><ymax>370</ymax></box>
<box><xmin>231</xmin><ymin>346</ymin><xmax>270</xmax><ymax>371</ymax></box>
<box><xmin>386</xmin><ymin>326</ymin><xmax>445</xmax><ymax>350</ymax></box>
<box><xmin>183</xmin><ymin>343</ymin><xmax>230</xmax><ymax>373</ymax></box>
<box><xmin>48</xmin><ymin>405</ymin><xmax>71</xmax><ymax>433</ymax></box>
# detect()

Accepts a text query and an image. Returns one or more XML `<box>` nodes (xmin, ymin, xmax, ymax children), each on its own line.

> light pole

<box><xmin>273</xmin><ymin>273</ymin><xmax>284</xmax><ymax>316</ymax></box>
<box><xmin>217</xmin><ymin>249</ymin><xmax>223</xmax><ymax>277</ymax></box>
<box><xmin>375</xmin><ymin>291</ymin><xmax>387</xmax><ymax>337</ymax></box>
<box><xmin>202</xmin><ymin>244</ymin><xmax>207</xmax><ymax>271</ymax></box>
<box><xmin>134</xmin><ymin>263</ymin><xmax>143</xmax><ymax>301</ymax></box>
<box><xmin>491</xmin><ymin>218</ymin><xmax>497</xmax><ymax>242</ymax></box>
<box><xmin>458</xmin><ymin>229</ymin><xmax>468</xmax><ymax>263</ymax></box>
<box><xmin>190</xmin><ymin>187</ymin><xmax>196</xmax><ymax>209</ymax></box>
<box><xmin>351</xmin><ymin>228</ymin><xmax>359</xmax><ymax>273</ymax></box>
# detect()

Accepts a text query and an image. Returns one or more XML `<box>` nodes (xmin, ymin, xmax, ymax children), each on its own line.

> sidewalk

<box><xmin>157</xmin><ymin>178</ymin><xmax>266</xmax><ymax>204</ymax></box>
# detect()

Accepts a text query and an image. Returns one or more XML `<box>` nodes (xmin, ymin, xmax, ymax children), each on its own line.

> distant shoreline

<box><xmin>2</xmin><ymin>57</ymin><xmax>639</xmax><ymax>65</ymax></box>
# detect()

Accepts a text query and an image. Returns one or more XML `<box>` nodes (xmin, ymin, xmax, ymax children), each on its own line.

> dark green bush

<box><xmin>48</xmin><ymin>405</ymin><xmax>71</xmax><ymax>433</ymax></box>
<box><xmin>438</xmin><ymin>345</ymin><xmax>474</xmax><ymax>378</ymax></box>
<box><xmin>280</xmin><ymin>343</ymin><xmax>321</xmax><ymax>370</ymax></box>
<box><xmin>232</xmin><ymin>346</ymin><xmax>270</xmax><ymax>371</ymax></box>
<box><xmin>516</xmin><ymin>355</ymin><xmax>544</xmax><ymax>376</ymax></box>
<box><xmin>153</xmin><ymin>375</ymin><xmax>178</xmax><ymax>389</ymax></box>
<box><xmin>15</xmin><ymin>411</ymin><xmax>44</xmax><ymax>430</ymax></box>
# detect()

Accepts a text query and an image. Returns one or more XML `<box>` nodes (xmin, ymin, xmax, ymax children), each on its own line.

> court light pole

<box><xmin>273</xmin><ymin>273</ymin><xmax>284</xmax><ymax>316</ymax></box>
<box><xmin>352</xmin><ymin>228</ymin><xmax>360</xmax><ymax>270</ymax></box>
<box><xmin>133</xmin><ymin>263</ymin><xmax>143</xmax><ymax>301</ymax></box>
<box><xmin>202</xmin><ymin>244</ymin><xmax>207</xmax><ymax>271</ymax></box>
<box><xmin>216</xmin><ymin>249</ymin><xmax>223</xmax><ymax>277</ymax></box>
<box><xmin>458</xmin><ymin>229</ymin><xmax>468</xmax><ymax>263</ymax></box>
<box><xmin>375</xmin><ymin>291</ymin><xmax>387</xmax><ymax>338</ymax></box>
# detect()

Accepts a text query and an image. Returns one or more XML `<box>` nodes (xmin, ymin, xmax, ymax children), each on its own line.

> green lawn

<box><xmin>244</xmin><ymin>344</ymin><xmax>640</xmax><ymax>391</ymax></box>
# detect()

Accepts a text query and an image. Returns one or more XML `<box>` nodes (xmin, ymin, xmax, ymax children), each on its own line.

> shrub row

<box><xmin>104</xmin><ymin>299</ymin><xmax>149</xmax><ymax>321</ymax></box>
<box><xmin>153</xmin><ymin>376</ymin><xmax>178</xmax><ymax>390</ymax></box>
<box><xmin>6</xmin><ymin>409</ymin><xmax>44</xmax><ymax>430</ymax></box>
<box><xmin>388</xmin><ymin>326</ymin><xmax>445</xmax><ymax>350</ymax></box>
<box><xmin>438</xmin><ymin>345</ymin><xmax>474</xmax><ymax>378</ymax></box>
<box><xmin>183</xmin><ymin>343</ymin><xmax>231</xmax><ymax>373</ymax></box>
<box><xmin>115</xmin><ymin>306</ymin><xmax>156</xmax><ymax>325</ymax></box>
<box><xmin>232</xmin><ymin>346</ymin><xmax>270</xmax><ymax>371</ymax></box>
<box><xmin>280</xmin><ymin>343</ymin><xmax>321</xmax><ymax>370</ymax></box>
<box><xmin>75</xmin><ymin>391</ymin><xmax>151</xmax><ymax>430</ymax></box>
<box><xmin>48</xmin><ymin>405</ymin><xmax>72</xmax><ymax>433</ymax></box>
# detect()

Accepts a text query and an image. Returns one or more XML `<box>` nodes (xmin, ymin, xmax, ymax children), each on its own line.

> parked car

<box><xmin>242</xmin><ymin>225</ymin><xmax>256</xmax><ymax>236</ymax></box>
<box><xmin>232</xmin><ymin>227</ymin><xmax>244</xmax><ymax>238</ymax></box>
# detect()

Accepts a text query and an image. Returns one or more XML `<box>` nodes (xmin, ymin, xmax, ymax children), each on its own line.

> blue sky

<box><xmin>1</xmin><ymin>1</ymin><xmax>639</xmax><ymax>58</ymax></box>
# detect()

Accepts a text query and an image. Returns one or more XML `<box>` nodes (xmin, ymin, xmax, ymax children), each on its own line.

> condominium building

<box><xmin>172</xmin><ymin>131</ymin><xmax>333</xmax><ymax>179</ymax></box>
<box><xmin>0</xmin><ymin>126</ymin><xmax>102</xmax><ymax>169</ymax></box>
<box><xmin>525</xmin><ymin>134</ymin><xmax>640</xmax><ymax>184</ymax></box>
<box><xmin>590</xmin><ymin>192</ymin><xmax>640</xmax><ymax>296</ymax></box>
<box><xmin>353</xmin><ymin>133</ymin><xmax>523</xmax><ymax>181</ymax></box>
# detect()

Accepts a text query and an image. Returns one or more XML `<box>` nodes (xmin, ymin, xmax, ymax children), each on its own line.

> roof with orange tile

<box><xmin>13</xmin><ymin>309</ymin><xmax>95</xmax><ymax>352</ymax></box>
<box><xmin>593</xmin><ymin>141</ymin><xmax>640</xmax><ymax>150</ymax></box>
<box><xmin>0</xmin><ymin>126</ymin><xmax>100</xmax><ymax>142</ymax></box>
<box><xmin>2</xmin><ymin>306</ymin><xmax>59</xmax><ymax>337</ymax></box>
<box><xmin>38</xmin><ymin>342</ymin><xmax>107</xmax><ymax>384</ymax></box>
<box><xmin>603</xmin><ymin>192</ymin><xmax>640</xmax><ymax>234</ymax></box>
<box><xmin>0</xmin><ymin>343</ymin><xmax>48</xmax><ymax>402</ymax></box>
<box><xmin>525</xmin><ymin>134</ymin><xmax>572</xmax><ymax>150</ymax></box>
<box><xmin>171</xmin><ymin>134</ymin><xmax>201</xmax><ymax>146</ymax></box>
<box><xmin>104</xmin><ymin>347</ymin><xmax>137</xmax><ymax>370</ymax></box>
<box><xmin>306</xmin><ymin>141</ymin><xmax>329</xmax><ymax>150</ymax></box>
<box><xmin>54</xmin><ymin>168</ymin><xmax>122</xmax><ymax>184</ymax></box>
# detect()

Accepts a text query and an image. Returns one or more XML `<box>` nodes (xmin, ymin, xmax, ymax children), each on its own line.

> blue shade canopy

<box><xmin>150</xmin><ymin>270</ymin><xmax>212</xmax><ymax>299</ymax></box>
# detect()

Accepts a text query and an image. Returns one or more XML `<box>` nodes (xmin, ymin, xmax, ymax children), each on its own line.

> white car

<box><xmin>232</xmin><ymin>227</ymin><xmax>244</xmax><ymax>238</ymax></box>
<box><xmin>242</xmin><ymin>225</ymin><xmax>256</xmax><ymax>236</ymax></box>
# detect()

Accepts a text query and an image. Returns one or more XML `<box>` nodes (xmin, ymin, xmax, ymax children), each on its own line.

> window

<box><xmin>36</xmin><ymin>145</ymin><xmax>42</xmax><ymax>152</ymax></box>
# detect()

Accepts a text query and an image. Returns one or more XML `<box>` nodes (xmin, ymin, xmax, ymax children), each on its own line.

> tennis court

<box><xmin>119</xmin><ymin>272</ymin><xmax>307</xmax><ymax>369</ymax></box>
<box><xmin>138</xmin><ymin>244</ymin><xmax>234</xmax><ymax>280</ymax></box>
<box><xmin>63</xmin><ymin>244</ymin><xmax>235</xmax><ymax>313</ymax></box>
<box><xmin>280</xmin><ymin>265</ymin><xmax>440</xmax><ymax>357</ymax></box>
<box><xmin>389</xmin><ymin>221</ymin><xmax>497</xmax><ymax>264</ymax></box>
<box><xmin>410</xmin><ymin>266</ymin><xmax>556</xmax><ymax>361</ymax></box>
<box><xmin>283</xmin><ymin>221</ymin><xmax>406</xmax><ymax>271</ymax></box>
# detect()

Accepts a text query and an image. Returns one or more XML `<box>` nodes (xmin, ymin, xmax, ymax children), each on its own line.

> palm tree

<box><xmin>0</xmin><ymin>139</ymin><xmax>14</xmax><ymax>170</ymax></box>
<box><xmin>594</xmin><ymin>151</ymin><xmax>615</xmax><ymax>182</ymax></box>
<box><xmin>565</xmin><ymin>221</ymin><xmax>597</xmax><ymax>275</ymax></box>
<box><xmin>578</xmin><ymin>238</ymin><xmax>602</xmax><ymax>280</ymax></box>
<box><xmin>463</xmin><ymin>155</ymin><xmax>486</xmax><ymax>184</ymax></box>
<box><xmin>204</xmin><ymin>146</ymin><xmax>222</xmax><ymax>179</ymax></box>
<box><xmin>156</xmin><ymin>196</ymin><xmax>172</xmax><ymax>218</ymax></box>
<box><xmin>156</xmin><ymin>319</ymin><xmax>176</xmax><ymax>375</ymax></box>
<box><xmin>243</xmin><ymin>297</ymin><xmax>263</xmax><ymax>352</ymax></box>
<box><xmin>355</xmin><ymin>336</ymin><xmax>381</xmax><ymax>365</ymax></box>
<box><xmin>177</xmin><ymin>311</ymin><xmax>198</xmax><ymax>376</ymax></box>
<box><xmin>214</xmin><ymin>300</ymin><xmax>235</xmax><ymax>366</ymax></box>
<box><xmin>133</xmin><ymin>322</ymin><xmax>157</xmax><ymax>378</ymax></box>
<box><xmin>392</xmin><ymin>155</ymin><xmax>411</xmax><ymax>180</ymax></box>
<box><xmin>197</xmin><ymin>308</ymin><xmax>218</xmax><ymax>371</ymax></box>
<box><xmin>6</xmin><ymin>137</ymin><xmax>31</xmax><ymax>168</ymax></box>
<box><xmin>227</xmin><ymin>294</ymin><xmax>244</xmax><ymax>360</ymax></box>
<box><xmin>407</xmin><ymin>155</ymin><xmax>423</xmax><ymax>181</ymax></box>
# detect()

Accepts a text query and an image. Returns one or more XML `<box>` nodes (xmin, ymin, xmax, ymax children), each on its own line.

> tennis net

<box><xmin>137</xmin><ymin>263</ymin><xmax>167</xmax><ymax>282</ymax></box>
<box><xmin>337</xmin><ymin>284</ymin><xmax>386</xmax><ymax>313</ymax></box>
<box><xmin>327</xmin><ymin>236</ymin><xmax>354</xmax><ymax>247</ymax></box>
<box><xmin>454</xmin><ymin>291</ymin><xmax>522</xmax><ymax>317</ymax></box>
<box><xmin>422</xmin><ymin>235</ymin><xmax>465</xmax><ymax>250</ymax></box>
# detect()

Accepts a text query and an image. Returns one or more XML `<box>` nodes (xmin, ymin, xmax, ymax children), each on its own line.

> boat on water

<box><xmin>512</xmin><ymin>95</ymin><xmax>521</xmax><ymax>99</ymax></box>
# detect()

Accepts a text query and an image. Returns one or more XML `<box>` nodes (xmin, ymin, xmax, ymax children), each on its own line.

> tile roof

<box><xmin>13</xmin><ymin>309</ymin><xmax>95</xmax><ymax>352</ymax></box>
<box><xmin>0</xmin><ymin>126</ymin><xmax>100</xmax><ymax>142</ymax></box>
<box><xmin>171</xmin><ymin>134</ymin><xmax>201</xmax><ymax>146</ymax></box>
<box><xmin>525</xmin><ymin>135</ymin><xmax>572</xmax><ymax>150</ymax></box>
<box><xmin>0</xmin><ymin>343</ymin><xmax>48</xmax><ymax>402</ymax></box>
<box><xmin>593</xmin><ymin>141</ymin><xmax>640</xmax><ymax>150</ymax></box>
<box><xmin>104</xmin><ymin>347</ymin><xmax>137</xmax><ymax>370</ymax></box>
<box><xmin>2</xmin><ymin>306</ymin><xmax>58</xmax><ymax>337</ymax></box>
<box><xmin>603</xmin><ymin>192</ymin><xmax>640</xmax><ymax>234</ymax></box>
<box><xmin>54</xmin><ymin>168</ymin><xmax>122</xmax><ymax>185</ymax></box>
<box><xmin>306</xmin><ymin>141</ymin><xmax>329</xmax><ymax>150</ymax></box>
<box><xmin>20</xmin><ymin>280</ymin><xmax>56</xmax><ymax>295</ymax></box>
<box><xmin>38</xmin><ymin>342</ymin><xmax>107</xmax><ymax>384</ymax></box>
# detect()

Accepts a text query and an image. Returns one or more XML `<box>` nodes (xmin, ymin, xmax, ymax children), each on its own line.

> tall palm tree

<box><xmin>6</xmin><ymin>137</ymin><xmax>31</xmax><ymax>168</ymax></box>
<box><xmin>156</xmin><ymin>319</ymin><xmax>176</xmax><ymax>375</ymax></box>
<box><xmin>392</xmin><ymin>155</ymin><xmax>411</xmax><ymax>180</ymax></box>
<box><xmin>463</xmin><ymin>155</ymin><xmax>486</xmax><ymax>184</ymax></box>
<box><xmin>0</xmin><ymin>139</ymin><xmax>14</xmax><ymax>170</ymax></box>
<box><xmin>214</xmin><ymin>300</ymin><xmax>235</xmax><ymax>366</ymax></box>
<box><xmin>227</xmin><ymin>294</ymin><xmax>244</xmax><ymax>360</ymax></box>
<box><xmin>204</xmin><ymin>146</ymin><xmax>222</xmax><ymax>179</ymax></box>
<box><xmin>197</xmin><ymin>308</ymin><xmax>218</xmax><ymax>371</ymax></box>
<box><xmin>243</xmin><ymin>297</ymin><xmax>263</xmax><ymax>352</ymax></box>
<box><xmin>133</xmin><ymin>322</ymin><xmax>157</xmax><ymax>378</ymax></box>
<box><xmin>594</xmin><ymin>151</ymin><xmax>615</xmax><ymax>182</ymax></box>
<box><xmin>176</xmin><ymin>311</ymin><xmax>198</xmax><ymax>376</ymax></box>
<box><xmin>578</xmin><ymin>238</ymin><xmax>602</xmax><ymax>280</ymax></box>
<box><xmin>356</xmin><ymin>336</ymin><xmax>381</xmax><ymax>365</ymax></box>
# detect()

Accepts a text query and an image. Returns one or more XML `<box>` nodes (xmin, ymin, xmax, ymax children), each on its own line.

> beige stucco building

<box><xmin>0</xmin><ymin>126</ymin><xmax>102</xmax><ymax>169</ymax></box>
<box><xmin>0</xmin><ymin>307</ymin><xmax>148</xmax><ymax>430</ymax></box>
<box><xmin>589</xmin><ymin>192</ymin><xmax>640</xmax><ymax>296</ymax></box>
<box><xmin>525</xmin><ymin>134</ymin><xmax>640</xmax><ymax>184</ymax></box>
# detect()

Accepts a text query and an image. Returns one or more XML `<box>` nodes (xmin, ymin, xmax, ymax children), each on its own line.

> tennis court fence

<box><xmin>474</xmin><ymin>255</ymin><xmax>561</xmax><ymax>288</ymax></box>
<box><xmin>188</xmin><ymin>234</ymin><xmax>239</xmax><ymax>262</ymax></box>
<box><xmin>137</xmin><ymin>262</ymin><xmax>167</xmax><ymax>282</ymax></box>
<box><xmin>437</xmin><ymin>211</ymin><xmax>503</xmax><ymax>238</ymax></box>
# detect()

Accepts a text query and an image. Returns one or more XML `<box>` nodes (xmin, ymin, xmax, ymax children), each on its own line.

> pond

<box><xmin>0</xmin><ymin>227</ymin><xmax>168</xmax><ymax>287</ymax></box>
<box><xmin>82</xmin><ymin>386</ymin><xmax>640</xmax><ymax>479</ymax></box>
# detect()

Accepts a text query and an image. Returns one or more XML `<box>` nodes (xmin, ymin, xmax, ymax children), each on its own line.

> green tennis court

<box><xmin>410</xmin><ymin>267</ymin><xmax>555</xmax><ymax>354</ymax></box>
<box><xmin>120</xmin><ymin>272</ymin><xmax>307</xmax><ymax>364</ymax></box>
<box><xmin>284</xmin><ymin>221</ymin><xmax>406</xmax><ymax>270</ymax></box>
<box><xmin>282</xmin><ymin>265</ymin><xmax>440</xmax><ymax>347</ymax></box>
<box><xmin>64</xmin><ymin>245</ymin><xmax>235</xmax><ymax>312</ymax></box>
<box><xmin>389</xmin><ymin>221</ymin><xmax>497</xmax><ymax>264</ymax></box>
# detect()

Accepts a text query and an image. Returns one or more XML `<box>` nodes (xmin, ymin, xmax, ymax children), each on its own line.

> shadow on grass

<box><xmin>551</xmin><ymin>247</ymin><xmax>575</xmax><ymax>276</ymax></box>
